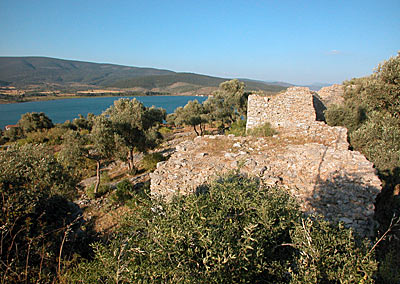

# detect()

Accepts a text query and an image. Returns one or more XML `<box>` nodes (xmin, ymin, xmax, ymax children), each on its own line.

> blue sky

<box><xmin>0</xmin><ymin>0</ymin><xmax>399</xmax><ymax>85</ymax></box>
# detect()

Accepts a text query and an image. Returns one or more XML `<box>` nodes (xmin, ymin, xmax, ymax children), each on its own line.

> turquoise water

<box><xmin>0</xmin><ymin>96</ymin><xmax>207</xmax><ymax>129</ymax></box>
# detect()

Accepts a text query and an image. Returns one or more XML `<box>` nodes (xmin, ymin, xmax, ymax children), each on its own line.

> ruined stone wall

<box><xmin>318</xmin><ymin>84</ymin><xmax>345</xmax><ymax>106</ymax></box>
<box><xmin>150</xmin><ymin>85</ymin><xmax>381</xmax><ymax>236</ymax></box>
<box><xmin>246</xmin><ymin>87</ymin><xmax>317</xmax><ymax>130</ymax></box>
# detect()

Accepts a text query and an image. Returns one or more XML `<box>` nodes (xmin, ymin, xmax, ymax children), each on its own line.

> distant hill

<box><xmin>112</xmin><ymin>73</ymin><xmax>286</xmax><ymax>93</ymax></box>
<box><xmin>0</xmin><ymin>56</ymin><xmax>288</xmax><ymax>94</ymax></box>
<box><xmin>0</xmin><ymin>57</ymin><xmax>174</xmax><ymax>86</ymax></box>
<box><xmin>303</xmin><ymin>82</ymin><xmax>333</xmax><ymax>91</ymax></box>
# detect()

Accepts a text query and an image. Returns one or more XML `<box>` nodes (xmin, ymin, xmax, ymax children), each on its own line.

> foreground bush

<box><xmin>67</xmin><ymin>174</ymin><xmax>377</xmax><ymax>283</ymax></box>
<box><xmin>0</xmin><ymin>144</ymin><xmax>84</xmax><ymax>283</ymax></box>
<box><xmin>324</xmin><ymin>53</ymin><xmax>400</xmax><ymax>277</ymax></box>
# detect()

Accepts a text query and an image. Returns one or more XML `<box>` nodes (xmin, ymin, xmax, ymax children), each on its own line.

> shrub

<box><xmin>324</xmin><ymin>104</ymin><xmax>366</xmax><ymax>133</ymax></box>
<box><xmin>290</xmin><ymin>217</ymin><xmax>377</xmax><ymax>283</ymax></box>
<box><xmin>110</xmin><ymin>179</ymin><xmax>134</xmax><ymax>204</ymax></box>
<box><xmin>141</xmin><ymin>152</ymin><xmax>166</xmax><ymax>172</ymax></box>
<box><xmin>67</xmin><ymin>174</ymin><xmax>378</xmax><ymax>283</ymax></box>
<box><xmin>158</xmin><ymin>126</ymin><xmax>172</xmax><ymax>135</ymax></box>
<box><xmin>349</xmin><ymin>111</ymin><xmax>400</xmax><ymax>172</ymax></box>
<box><xmin>0</xmin><ymin>144</ymin><xmax>82</xmax><ymax>283</ymax></box>
<box><xmin>226</xmin><ymin>119</ymin><xmax>246</xmax><ymax>136</ymax></box>
<box><xmin>247</xmin><ymin>122</ymin><xmax>277</xmax><ymax>137</ymax></box>
<box><xmin>67</xmin><ymin>174</ymin><xmax>300</xmax><ymax>283</ymax></box>
<box><xmin>86</xmin><ymin>183</ymin><xmax>111</xmax><ymax>199</ymax></box>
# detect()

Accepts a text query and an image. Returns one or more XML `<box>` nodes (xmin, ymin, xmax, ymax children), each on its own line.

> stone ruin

<box><xmin>150</xmin><ymin>86</ymin><xmax>381</xmax><ymax>236</ymax></box>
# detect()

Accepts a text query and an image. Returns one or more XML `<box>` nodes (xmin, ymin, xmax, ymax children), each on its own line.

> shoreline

<box><xmin>0</xmin><ymin>93</ymin><xmax>209</xmax><ymax>105</ymax></box>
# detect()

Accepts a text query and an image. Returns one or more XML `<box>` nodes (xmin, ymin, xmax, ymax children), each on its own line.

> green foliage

<box><xmin>67</xmin><ymin>174</ymin><xmax>300</xmax><ymax>283</ymax></box>
<box><xmin>141</xmin><ymin>152</ymin><xmax>167</xmax><ymax>172</ymax></box>
<box><xmin>110</xmin><ymin>179</ymin><xmax>135</xmax><ymax>204</ymax></box>
<box><xmin>247</xmin><ymin>122</ymin><xmax>277</xmax><ymax>137</ymax></box>
<box><xmin>324</xmin><ymin>52</ymin><xmax>400</xmax><ymax>280</ymax></box>
<box><xmin>86</xmin><ymin>183</ymin><xmax>112</xmax><ymax>199</ymax></box>
<box><xmin>324</xmin><ymin>104</ymin><xmax>366</xmax><ymax>133</ymax></box>
<box><xmin>22</xmin><ymin>126</ymin><xmax>68</xmax><ymax>145</ymax></box>
<box><xmin>204</xmin><ymin>79</ymin><xmax>249</xmax><ymax>128</ymax></box>
<box><xmin>226</xmin><ymin>119</ymin><xmax>247</xmax><ymax>136</ymax></box>
<box><xmin>18</xmin><ymin>111</ymin><xmax>54</xmax><ymax>133</ymax></box>
<box><xmin>377</xmin><ymin>246</ymin><xmax>400</xmax><ymax>283</ymax></box>
<box><xmin>0</xmin><ymin>144</ymin><xmax>82</xmax><ymax>283</ymax></box>
<box><xmin>350</xmin><ymin>111</ymin><xmax>400</xmax><ymax>172</ymax></box>
<box><xmin>104</xmin><ymin>98</ymin><xmax>165</xmax><ymax>170</ymax></box>
<box><xmin>2</xmin><ymin>125</ymin><xmax>24</xmax><ymax>142</ymax></box>
<box><xmin>67</xmin><ymin>174</ymin><xmax>377</xmax><ymax>283</ymax></box>
<box><xmin>290</xmin><ymin>218</ymin><xmax>377</xmax><ymax>283</ymax></box>
<box><xmin>72</xmin><ymin>113</ymin><xmax>95</xmax><ymax>131</ymax></box>
<box><xmin>324</xmin><ymin>53</ymin><xmax>400</xmax><ymax>175</ymax></box>
<box><xmin>173</xmin><ymin>100</ymin><xmax>208</xmax><ymax>135</ymax></box>
<box><xmin>158</xmin><ymin>126</ymin><xmax>172</xmax><ymax>135</ymax></box>
<box><xmin>58</xmin><ymin>116</ymin><xmax>116</xmax><ymax>194</ymax></box>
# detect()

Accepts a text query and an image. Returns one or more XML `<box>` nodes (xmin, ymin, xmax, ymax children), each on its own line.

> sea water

<box><xmin>0</xmin><ymin>96</ymin><xmax>207</xmax><ymax>129</ymax></box>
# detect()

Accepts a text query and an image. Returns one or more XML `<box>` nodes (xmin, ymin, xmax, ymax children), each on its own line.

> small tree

<box><xmin>173</xmin><ymin>100</ymin><xmax>208</xmax><ymax>135</ymax></box>
<box><xmin>104</xmin><ymin>98</ymin><xmax>165</xmax><ymax>170</ymax></box>
<box><xmin>72</xmin><ymin>113</ymin><xmax>95</xmax><ymax>131</ymax></box>
<box><xmin>58</xmin><ymin>116</ymin><xmax>116</xmax><ymax>194</ymax></box>
<box><xmin>204</xmin><ymin>79</ymin><xmax>248</xmax><ymax>129</ymax></box>
<box><xmin>18</xmin><ymin>112</ymin><xmax>54</xmax><ymax>133</ymax></box>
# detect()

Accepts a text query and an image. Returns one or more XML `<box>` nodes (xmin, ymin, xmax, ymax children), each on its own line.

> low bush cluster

<box><xmin>66</xmin><ymin>174</ymin><xmax>377</xmax><ymax>283</ymax></box>
<box><xmin>246</xmin><ymin>122</ymin><xmax>277</xmax><ymax>137</ymax></box>
<box><xmin>141</xmin><ymin>152</ymin><xmax>167</xmax><ymax>172</ymax></box>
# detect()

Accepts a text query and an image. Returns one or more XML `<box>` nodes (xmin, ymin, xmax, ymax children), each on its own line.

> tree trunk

<box><xmin>127</xmin><ymin>148</ymin><xmax>134</xmax><ymax>171</ymax></box>
<box><xmin>94</xmin><ymin>160</ymin><xmax>101</xmax><ymax>194</ymax></box>
<box><xmin>199</xmin><ymin>123</ymin><xmax>204</xmax><ymax>136</ymax></box>
<box><xmin>193</xmin><ymin>125</ymin><xmax>200</xmax><ymax>136</ymax></box>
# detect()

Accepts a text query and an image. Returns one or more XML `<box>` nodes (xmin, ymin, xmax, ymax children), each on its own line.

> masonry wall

<box><xmin>151</xmin><ymin>85</ymin><xmax>381</xmax><ymax>237</ymax></box>
<box><xmin>246</xmin><ymin>87</ymin><xmax>317</xmax><ymax>130</ymax></box>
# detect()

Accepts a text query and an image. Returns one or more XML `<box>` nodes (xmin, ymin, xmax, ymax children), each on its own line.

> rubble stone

<box><xmin>150</xmin><ymin>86</ymin><xmax>381</xmax><ymax>236</ymax></box>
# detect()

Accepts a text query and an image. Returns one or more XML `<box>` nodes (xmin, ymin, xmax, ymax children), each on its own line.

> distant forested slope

<box><xmin>0</xmin><ymin>57</ymin><xmax>174</xmax><ymax>86</ymax></box>
<box><xmin>0</xmin><ymin>56</ymin><xmax>287</xmax><ymax>93</ymax></box>
<box><xmin>112</xmin><ymin>73</ymin><xmax>286</xmax><ymax>93</ymax></box>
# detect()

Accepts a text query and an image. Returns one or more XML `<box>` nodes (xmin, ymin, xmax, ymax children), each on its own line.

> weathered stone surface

<box><xmin>317</xmin><ymin>84</ymin><xmax>345</xmax><ymax>106</ymax></box>
<box><xmin>150</xmin><ymin>86</ymin><xmax>381</xmax><ymax>236</ymax></box>
<box><xmin>246</xmin><ymin>87</ymin><xmax>319</xmax><ymax>130</ymax></box>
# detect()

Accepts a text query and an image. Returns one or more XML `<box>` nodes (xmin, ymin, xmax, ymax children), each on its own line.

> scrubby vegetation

<box><xmin>325</xmin><ymin>52</ymin><xmax>400</xmax><ymax>283</ymax></box>
<box><xmin>65</xmin><ymin>174</ymin><xmax>377</xmax><ymax>283</ymax></box>
<box><xmin>246</xmin><ymin>122</ymin><xmax>277</xmax><ymax>137</ymax></box>
<box><xmin>168</xmin><ymin>79</ymin><xmax>252</xmax><ymax>135</ymax></box>
<box><xmin>0</xmin><ymin>144</ymin><xmax>90</xmax><ymax>283</ymax></box>
<box><xmin>1</xmin><ymin>55</ymin><xmax>399</xmax><ymax>282</ymax></box>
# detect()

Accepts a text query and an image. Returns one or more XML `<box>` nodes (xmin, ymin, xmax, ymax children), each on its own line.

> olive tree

<box><xmin>204</xmin><ymin>79</ymin><xmax>249</xmax><ymax>129</ymax></box>
<box><xmin>103</xmin><ymin>98</ymin><xmax>165</xmax><ymax>171</ymax></box>
<box><xmin>58</xmin><ymin>116</ymin><xmax>116</xmax><ymax>194</ymax></box>
<box><xmin>171</xmin><ymin>100</ymin><xmax>208</xmax><ymax>136</ymax></box>
<box><xmin>18</xmin><ymin>112</ymin><xmax>54</xmax><ymax>133</ymax></box>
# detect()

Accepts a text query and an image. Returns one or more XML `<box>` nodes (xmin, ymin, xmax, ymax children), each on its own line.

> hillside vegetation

<box><xmin>0</xmin><ymin>57</ymin><xmax>286</xmax><ymax>97</ymax></box>
<box><xmin>0</xmin><ymin>56</ymin><xmax>174</xmax><ymax>86</ymax></box>
<box><xmin>112</xmin><ymin>72</ymin><xmax>286</xmax><ymax>93</ymax></box>
<box><xmin>325</xmin><ymin>52</ymin><xmax>400</xmax><ymax>281</ymax></box>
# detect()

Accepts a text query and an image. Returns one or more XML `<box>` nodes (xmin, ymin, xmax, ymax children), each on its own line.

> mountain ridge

<box><xmin>0</xmin><ymin>56</ymin><xmax>288</xmax><ymax>94</ymax></box>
